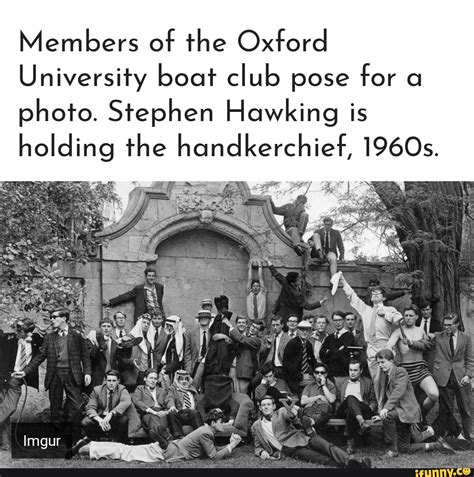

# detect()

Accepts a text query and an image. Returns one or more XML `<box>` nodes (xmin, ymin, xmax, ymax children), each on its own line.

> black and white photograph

<box><xmin>0</xmin><ymin>181</ymin><xmax>472</xmax><ymax>471</ymax></box>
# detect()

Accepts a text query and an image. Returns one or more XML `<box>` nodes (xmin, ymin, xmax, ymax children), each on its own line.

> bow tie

<box><xmin>262</xmin><ymin>416</ymin><xmax>272</xmax><ymax>422</ymax></box>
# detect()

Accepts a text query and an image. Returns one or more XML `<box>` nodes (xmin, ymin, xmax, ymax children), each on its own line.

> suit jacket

<box><xmin>261</xmin><ymin>332</ymin><xmax>291</xmax><ymax>366</ymax></box>
<box><xmin>23</xmin><ymin>328</ymin><xmax>91</xmax><ymax>390</ymax></box>
<box><xmin>151</xmin><ymin>325</ymin><xmax>168</xmax><ymax>369</ymax></box>
<box><xmin>320</xmin><ymin>330</ymin><xmax>355</xmax><ymax>377</ymax></box>
<box><xmin>229</xmin><ymin>328</ymin><xmax>261</xmax><ymax>379</ymax></box>
<box><xmin>269</xmin><ymin>265</ymin><xmax>321</xmax><ymax>322</ymax></box>
<box><xmin>109</xmin><ymin>283</ymin><xmax>165</xmax><ymax>321</ymax></box>
<box><xmin>336</xmin><ymin>376</ymin><xmax>377</xmax><ymax>412</ymax></box>
<box><xmin>189</xmin><ymin>327</ymin><xmax>212</xmax><ymax>371</ymax></box>
<box><xmin>132</xmin><ymin>384</ymin><xmax>173</xmax><ymax>416</ymax></box>
<box><xmin>433</xmin><ymin>330</ymin><xmax>474</xmax><ymax>387</ymax></box>
<box><xmin>0</xmin><ymin>333</ymin><xmax>43</xmax><ymax>390</ymax></box>
<box><xmin>376</xmin><ymin>366</ymin><xmax>421</xmax><ymax>423</ymax></box>
<box><xmin>86</xmin><ymin>383</ymin><xmax>132</xmax><ymax>418</ymax></box>
<box><xmin>415</xmin><ymin>317</ymin><xmax>442</xmax><ymax>333</ymax></box>
<box><xmin>314</xmin><ymin>228</ymin><xmax>344</xmax><ymax>258</ymax></box>
<box><xmin>282</xmin><ymin>338</ymin><xmax>316</xmax><ymax>386</ymax></box>
<box><xmin>162</xmin><ymin>332</ymin><xmax>194</xmax><ymax>376</ymax></box>
<box><xmin>251</xmin><ymin>407</ymin><xmax>308</xmax><ymax>457</ymax></box>
<box><xmin>166</xmin><ymin>383</ymin><xmax>199</xmax><ymax>411</ymax></box>
<box><xmin>88</xmin><ymin>338</ymin><xmax>118</xmax><ymax>387</ymax></box>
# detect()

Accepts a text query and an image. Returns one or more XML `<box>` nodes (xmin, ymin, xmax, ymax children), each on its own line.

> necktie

<box><xmin>182</xmin><ymin>390</ymin><xmax>192</xmax><ymax>409</ymax></box>
<box><xmin>324</xmin><ymin>231</ymin><xmax>330</xmax><ymax>254</ymax></box>
<box><xmin>301</xmin><ymin>341</ymin><xmax>309</xmax><ymax>373</ymax></box>
<box><xmin>154</xmin><ymin>327</ymin><xmax>159</xmax><ymax>347</ymax></box>
<box><xmin>273</xmin><ymin>334</ymin><xmax>278</xmax><ymax>365</ymax></box>
<box><xmin>119</xmin><ymin>330</ymin><xmax>124</xmax><ymax>338</ymax></box>
<box><xmin>449</xmin><ymin>333</ymin><xmax>455</xmax><ymax>355</ymax></box>
<box><xmin>105</xmin><ymin>340</ymin><xmax>111</xmax><ymax>371</ymax></box>
<box><xmin>19</xmin><ymin>341</ymin><xmax>28</xmax><ymax>370</ymax></box>
<box><xmin>201</xmin><ymin>331</ymin><xmax>207</xmax><ymax>358</ymax></box>
<box><xmin>423</xmin><ymin>320</ymin><xmax>429</xmax><ymax>334</ymax></box>
<box><xmin>369</xmin><ymin>307</ymin><xmax>377</xmax><ymax>341</ymax></box>
<box><xmin>334</xmin><ymin>331</ymin><xmax>339</xmax><ymax>340</ymax></box>
<box><xmin>253</xmin><ymin>294</ymin><xmax>259</xmax><ymax>319</ymax></box>
<box><xmin>107</xmin><ymin>391</ymin><xmax>113</xmax><ymax>414</ymax></box>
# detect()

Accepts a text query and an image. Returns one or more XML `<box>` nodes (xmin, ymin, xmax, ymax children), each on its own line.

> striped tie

<box><xmin>301</xmin><ymin>341</ymin><xmax>309</xmax><ymax>373</ymax></box>
<box><xmin>182</xmin><ymin>391</ymin><xmax>192</xmax><ymax>409</ymax></box>
<box><xmin>19</xmin><ymin>341</ymin><xmax>28</xmax><ymax>370</ymax></box>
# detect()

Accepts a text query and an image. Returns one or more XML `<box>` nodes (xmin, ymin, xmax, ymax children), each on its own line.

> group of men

<box><xmin>0</xmin><ymin>206</ymin><xmax>472</xmax><ymax>466</ymax></box>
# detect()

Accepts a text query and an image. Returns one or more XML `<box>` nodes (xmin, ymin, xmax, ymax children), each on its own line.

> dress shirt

<box><xmin>344</xmin><ymin>379</ymin><xmax>363</xmax><ymax>402</ymax></box>
<box><xmin>274</xmin><ymin>332</ymin><xmax>283</xmax><ymax>367</ymax></box>
<box><xmin>261</xmin><ymin>418</ymin><xmax>283</xmax><ymax>451</ymax></box>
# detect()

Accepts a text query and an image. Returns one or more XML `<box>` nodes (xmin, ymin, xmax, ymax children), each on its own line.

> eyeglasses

<box><xmin>314</xmin><ymin>371</ymin><xmax>326</xmax><ymax>374</ymax></box>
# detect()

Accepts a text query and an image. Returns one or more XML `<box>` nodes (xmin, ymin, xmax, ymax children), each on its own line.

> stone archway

<box><xmin>156</xmin><ymin>228</ymin><xmax>250</xmax><ymax>331</ymax></box>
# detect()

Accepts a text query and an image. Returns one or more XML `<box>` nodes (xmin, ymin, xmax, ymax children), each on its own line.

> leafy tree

<box><xmin>0</xmin><ymin>182</ymin><xmax>120</xmax><ymax>329</ymax></box>
<box><xmin>258</xmin><ymin>181</ymin><xmax>471</xmax><ymax>325</ymax></box>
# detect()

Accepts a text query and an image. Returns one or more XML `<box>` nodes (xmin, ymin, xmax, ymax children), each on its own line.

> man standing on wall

<box><xmin>103</xmin><ymin>267</ymin><xmax>165</xmax><ymax>324</ymax></box>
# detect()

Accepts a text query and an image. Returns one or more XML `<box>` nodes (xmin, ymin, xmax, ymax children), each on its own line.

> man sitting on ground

<box><xmin>252</xmin><ymin>395</ymin><xmax>371</xmax><ymax>468</ymax></box>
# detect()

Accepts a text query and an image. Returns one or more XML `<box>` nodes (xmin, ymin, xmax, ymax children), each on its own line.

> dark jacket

<box><xmin>313</xmin><ymin>228</ymin><xmax>344</xmax><ymax>258</ymax></box>
<box><xmin>282</xmin><ymin>337</ymin><xmax>316</xmax><ymax>390</ymax></box>
<box><xmin>320</xmin><ymin>330</ymin><xmax>355</xmax><ymax>377</ymax></box>
<box><xmin>269</xmin><ymin>265</ymin><xmax>321</xmax><ymax>323</ymax></box>
<box><xmin>229</xmin><ymin>328</ymin><xmax>261</xmax><ymax>380</ymax></box>
<box><xmin>23</xmin><ymin>328</ymin><xmax>91</xmax><ymax>390</ymax></box>
<box><xmin>109</xmin><ymin>283</ymin><xmax>165</xmax><ymax>322</ymax></box>
<box><xmin>335</xmin><ymin>375</ymin><xmax>377</xmax><ymax>412</ymax></box>
<box><xmin>88</xmin><ymin>337</ymin><xmax>119</xmax><ymax>387</ymax></box>
<box><xmin>0</xmin><ymin>332</ymin><xmax>43</xmax><ymax>391</ymax></box>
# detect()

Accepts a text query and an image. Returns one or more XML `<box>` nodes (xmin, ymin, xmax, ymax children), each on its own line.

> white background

<box><xmin>1</xmin><ymin>0</ymin><xmax>473</xmax><ymax>180</ymax></box>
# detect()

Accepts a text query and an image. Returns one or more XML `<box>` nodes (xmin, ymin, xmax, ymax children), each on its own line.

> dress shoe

<box><xmin>383</xmin><ymin>450</ymin><xmax>399</xmax><ymax>458</ymax></box>
<box><xmin>65</xmin><ymin>436</ymin><xmax>91</xmax><ymax>460</ymax></box>
<box><xmin>436</xmin><ymin>436</ymin><xmax>456</xmax><ymax>454</ymax></box>
<box><xmin>346</xmin><ymin>438</ymin><xmax>355</xmax><ymax>455</ymax></box>
<box><xmin>361</xmin><ymin>457</ymin><xmax>372</xmax><ymax>468</ymax></box>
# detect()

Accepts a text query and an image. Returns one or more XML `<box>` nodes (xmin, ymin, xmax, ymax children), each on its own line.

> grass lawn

<box><xmin>1</xmin><ymin>427</ymin><xmax>473</xmax><ymax>470</ymax></box>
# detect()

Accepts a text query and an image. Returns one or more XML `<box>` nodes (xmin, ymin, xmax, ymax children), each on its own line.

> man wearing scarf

<box><xmin>166</xmin><ymin>370</ymin><xmax>204</xmax><ymax>438</ymax></box>
<box><xmin>160</xmin><ymin>316</ymin><xmax>193</xmax><ymax>386</ymax></box>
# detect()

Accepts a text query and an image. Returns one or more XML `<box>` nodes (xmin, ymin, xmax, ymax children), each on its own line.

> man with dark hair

<box><xmin>432</xmin><ymin>314</ymin><xmax>473</xmax><ymax>442</ymax></box>
<box><xmin>246</xmin><ymin>258</ymin><xmax>267</xmax><ymax>325</ymax></box>
<box><xmin>417</xmin><ymin>301</ymin><xmax>441</xmax><ymax>373</ymax></box>
<box><xmin>252</xmin><ymin>395</ymin><xmax>371</xmax><ymax>468</ymax></box>
<box><xmin>103</xmin><ymin>267</ymin><xmax>165</xmax><ymax>323</ymax></box>
<box><xmin>312</xmin><ymin>315</ymin><xmax>330</xmax><ymax>361</ymax></box>
<box><xmin>77</xmin><ymin>369</ymin><xmax>131</xmax><ymax>449</ymax></box>
<box><xmin>335</xmin><ymin>360</ymin><xmax>377</xmax><ymax>454</ymax></box>
<box><xmin>260</xmin><ymin>316</ymin><xmax>290</xmax><ymax>378</ymax></box>
<box><xmin>386</xmin><ymin>305</ymin><xmax>439</xmax><ymax>420</ymax></box>
<box><xmin>312</xmin><ymin>217</ymin><xmax>345</xmax><ymax>279</ymax></box>
<box><xmin>254</xmin><ymin>363</ymin><xmax>295</xmax><ymax>405</ymax></box>
<box><xmin>320</xmin><ymin>311</ymin><xmax>355</xmax><ymax>388</ymax></box>
<box><xmin>15</xmin><ymin>309</ymin><xmax>91</xmax><ymax>444</ymax></box>
<box><xmin>0</xmin><ymin>318</ymin><xmax>43</xmax><ymax>450</ymax></box>
<box><xmin>112</xmin><ymin>311</ymin><xmax>129</xmax><ymax>343</ymax></box>
<box><xmin>132</xmin><ymin>368</ymin><xmax>173</xmax><ymax>448</ymax></box>
<box><xmin>271</xmin><ymin>194</ymin><xmax>309</xmax><ymax>256</ymax></box>
<box><xmin>69</xmin><ymin>408</ymin><xmax>242</xmax><ymax>462</ymax></box>
<box><xmin>264</xmin><ymin>257</ymin><xmax>324</xmax><ymax>327</ymax></box>
<box><xmin>375</xmin><ymin>349</ymin><xmax>455</xmax><ymax>457</ymax></box>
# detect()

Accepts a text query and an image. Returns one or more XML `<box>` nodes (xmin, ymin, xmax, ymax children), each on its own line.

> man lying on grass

<box><xmin>66</xmin><ymin>408</ymin><xmax>241</xmax><ymax>462</ymax></box>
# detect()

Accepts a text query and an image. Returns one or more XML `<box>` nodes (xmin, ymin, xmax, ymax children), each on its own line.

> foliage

<box><xmin>0</xmin><ymin>182</ymin><xmax>120</xmax><ymax>330</ymax></box>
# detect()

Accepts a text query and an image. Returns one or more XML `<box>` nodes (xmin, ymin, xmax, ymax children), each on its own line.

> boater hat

<box><xmin>196</xmin><ymin>309</ymin><xmax>212</xmax><ymax>319</ymax></box>
<box><xmin>297</xmin><ymin>320</ymin><xmax>313</xmax><ymax>329</ymax></box>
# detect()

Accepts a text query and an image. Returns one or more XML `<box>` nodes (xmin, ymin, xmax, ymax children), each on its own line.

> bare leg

<box><xmin>419</xmin><ymin>376</ymin><xmax>439</xmax><ymax>415</ymax></box>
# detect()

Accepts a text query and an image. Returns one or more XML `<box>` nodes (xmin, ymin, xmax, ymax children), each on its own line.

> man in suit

<box><xmin>375</xmin><ymin>348</ymin><xmax>455</xmax><ymax>457</ymax></box>
<box><xmin>264</xmin><ymin>257</ymin><xmax>324</xmax><ymax>327</ymax></box>
<box><xmin>87</xmin><ymin>317</ymin><xmax>119</xmax><ymax>388</ymax></box>
<box><xmin>271</xmin><ymin>194</ymin><xmax>309</xmax><ymax>256</ymax></box>
<box><xmin>312</xmin><ymin>315</ymin><xmax>330</xmax><ymax>361</ymax></box>
<box><xmin>312</xmin><ymin>217</ymin><xmax>345</xmax><ymax>278</ymax></box>
<box><xmin>226</xmin><ymin>315</ymin><xmax>262</xmax><ymax>394</ymax></box>
<box><xmin>417</xmin><ymin>301</ymin><xmax>442</xmax><ymax>373</ymax></box>
<box><xmin>190</xmin><ymin>309</ymin><xmax>213</xmax><ymax>377</ymax></box>
<box><xmin>68</xmin><ymin>408</ymin><xmax>241</xmax><ymax>462</ymax></box>
<box><xmin>320</xmin><ymin>311</ymin><xmax>355</xmax><ymax>389</ymax></box>
<box><xmin>252</xmin><ymin>395</ymin><xmax>371</xmax><ymax>467</ymax></box>
<box><xmin>0</xmin><ymin>318</ymin><xmax>43</xmax><ymax>450</ymax></box>
<box><xmin>103</xmin><ymin>267</ymin><xmax>165</xmax><ymax>324</ymax></box>
<box><xmin>166</xmin><ymin>370</ymin><xmax>203</xmax><ymax>439</ymax></box>
<box><xmin>16</xmin><ymin>309</ymin><xmax>91</xmax><ymax>444</ymax></box>
<box><xmin>282</xmin><ymin>320</ymin><xmax>317</xmax><ymax>395</ymax></box>
<box><xmin>80</xmin><ymin>369</ymin><xmax>131</xmax><ymax>445</ymax></box>
<box><xmin>260</xmin><ymin>316</ymin><xmax>290</xmax><ymax>379</ymax></box>
<box><xmin>335</xmin><ymin>360</ymin><xmax>377</xmax><ymax>454</ymax></box>
<box><xmin>132</xmin><ymin>368</ymin><xmax>173</xmax><ymax>448</ymax></box>
<box><xmin>432</xmin><ymin>313</ymin><xmax>473</xmax><ymax>442</ymax></box>
<box><xmin>112</xmin><ymin>311</ymin><xmax>130</xmax><ymax>343</ymax></box>
<box><xmin>149</xmin><ymin>312</ymin><xmax>168</xmax><ymax>370</ymax></box>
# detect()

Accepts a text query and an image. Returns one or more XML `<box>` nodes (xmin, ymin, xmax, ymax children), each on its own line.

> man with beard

<box><xmin>386</xmin><ymin>305</ymin><xmax>439</xmax><ymax>421</ymax></box>
<box><xmin>252</xmin><ymin>395</ymin><xmax>371</xmax><ymax>468</ymax></box>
